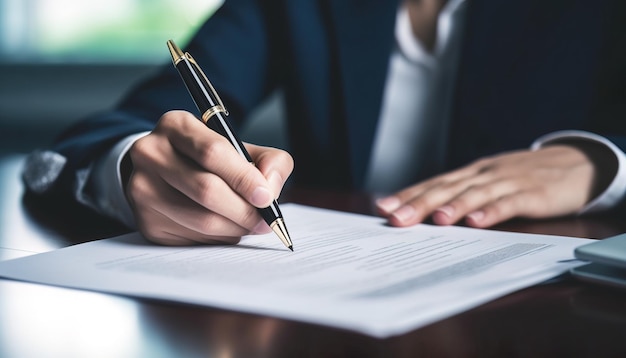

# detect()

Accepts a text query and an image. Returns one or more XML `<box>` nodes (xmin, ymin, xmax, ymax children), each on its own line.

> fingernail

<box><xmin>376</xmin><ymin>196</ymin><xmax>401</xmax><ymax>213</ymax></box>
<box><xmin>267</xmin><ymin>171</ymin><xmax>283</xmax><ymax>198</ymax></box>
<box><xmin>467</xmin><ymin>210</ymin><xmax>485</xmax><ymax>223</ymax></box>
<box><xmin>253</xmin><ymin>220</ymin><xmax>271</xmax><ymax>234</ymax></box>
<box><xmin>392</xmin><ymin>205</ymin><xmax>416</xmax><ymax>223</ymax></box>
<box><xmin>435</xmin><ymin>205</ymin><xmax>455</xmax><ymax>218</ymax></box>
<box><xmin>251</xmin><ymin>186</ymin><xmax>272</xmax><ymax>207</ymax></box>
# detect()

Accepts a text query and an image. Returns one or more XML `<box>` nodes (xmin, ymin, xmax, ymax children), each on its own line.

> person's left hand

<box><xmin>375</xmin><ymin>145</ymin><xmax>605</xmax><ymax>228</ymax></box>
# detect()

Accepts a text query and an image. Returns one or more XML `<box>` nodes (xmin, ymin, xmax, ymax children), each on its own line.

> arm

<box><xmin>23</xmin><ymin>0</ymin><xmax>294</xmax><ymax>245</ymax></box>
<box><xmin>376</xmin><ymin>131</ymin><xmax>625</xmax><ymax>229</ymax></box>
<box><xmin>375</xmin><ymin>1</ymin><xmax>626</xmax><ymax>228</ymax></box>
<box><xmin>531</xmin><ymin>131</ymin><xmax>626</xmax><ymax>214</ymax></box>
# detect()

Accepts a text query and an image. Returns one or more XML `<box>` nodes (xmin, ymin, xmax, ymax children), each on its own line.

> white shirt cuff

<box><xmin>85</xmin><ymin>132</ymin><xmax>150</xmax><ymax>228</ymax></box>
<box><xmin>531</xmin><ymin>130</ymin><xmax>626</xmax><ymax>214</ymax></box>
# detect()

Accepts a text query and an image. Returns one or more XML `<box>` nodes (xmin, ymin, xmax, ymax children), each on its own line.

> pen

<box><xmin>166</xmin><ymin>39</ymin><xmax>293</xmax><ymax>251</ymax></box>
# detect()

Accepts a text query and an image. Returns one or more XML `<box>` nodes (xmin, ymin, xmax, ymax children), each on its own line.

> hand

<box><xmin>125</xmin><ymin>110</ymin><xmax>294</xmax><ymax>245</ymax></box>
<box><xmin>375</xmin><ymin>145</ymin><xmax>607</xmax><ymax>228</ymax></box>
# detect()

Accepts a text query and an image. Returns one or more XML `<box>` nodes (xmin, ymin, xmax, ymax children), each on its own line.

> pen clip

<box><xmin>184</xmin><ymin>52</ymin><xmax>229</xmax><ymax>120</ymax></box>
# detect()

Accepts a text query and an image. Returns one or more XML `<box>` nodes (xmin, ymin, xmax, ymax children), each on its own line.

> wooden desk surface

<box><xmin>1</xmin><ymin>154</ymin><xmax>626</xmax><ymax>357</ymax></box>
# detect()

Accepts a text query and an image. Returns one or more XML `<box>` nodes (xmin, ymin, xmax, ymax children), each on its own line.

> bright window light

<box><xmin>0</xmin><ymin>0</ymin><xmax>222</xmax><ymax>63</ymax></box>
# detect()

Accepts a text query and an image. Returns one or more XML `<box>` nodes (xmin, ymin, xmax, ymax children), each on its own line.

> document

<box><xmin>0</xmin><ymin>204</ymin><xmax>590</xmax><ymax>337</ymax></box>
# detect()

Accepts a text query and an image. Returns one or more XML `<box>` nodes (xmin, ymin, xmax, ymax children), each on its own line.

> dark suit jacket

<box><xmin>48</xmin><ymin>0</ymin><xmax>626</xmax><ymax>202</ymax></box>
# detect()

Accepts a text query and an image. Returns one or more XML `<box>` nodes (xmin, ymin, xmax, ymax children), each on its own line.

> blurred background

<box><xmin>0</xmin><ymin>0</ymin><xmax>250</xmax><ymax>158</ymax></box>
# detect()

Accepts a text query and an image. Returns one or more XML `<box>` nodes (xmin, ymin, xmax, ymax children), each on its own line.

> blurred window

<box><xmin>0</xmin><ymin>0</ymin><xmax>221</xmax><ymax>63</ymax></box>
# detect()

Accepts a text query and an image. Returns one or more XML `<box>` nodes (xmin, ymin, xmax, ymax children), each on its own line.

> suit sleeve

<box><xmin>22</xmin><ymin>0</ymin><xmax>283</xmax><ymax>217</ymax></box>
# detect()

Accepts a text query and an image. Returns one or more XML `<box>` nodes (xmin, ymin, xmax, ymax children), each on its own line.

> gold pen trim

<box><xmin>185</xmin><ymin>52</ymin><xmax>229</xmax><ymax>117</ymax></box>
<box><xmin>166</xmin><ymin>39</ymin><xmax>185</xmax><ymax>65</ymax></box>
<box><xmin>201</xmin><ymin>106</ymin><xmax>227</xmax><ymax>123</ymax></box>
<box><xmin>270</xmin><ymin>218</ymin><xmax>293</xmax><ymax>250</ymax></box>
<box><xmin>167</xmin><ymin>39</ymin><xmax>229</xmax><ymax>121</ymax></box>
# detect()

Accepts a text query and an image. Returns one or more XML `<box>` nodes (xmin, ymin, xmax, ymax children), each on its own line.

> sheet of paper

<box><xmin>0</xmin><ymin>204</ymin><xmax>591</xmax><ymax>337</ymax></box>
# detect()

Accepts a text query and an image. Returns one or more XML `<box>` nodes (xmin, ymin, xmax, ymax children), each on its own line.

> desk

<box><xmin>1</xmin><ymin>154</ymin><xmax>626</xmax><ymax>357</ymax></box>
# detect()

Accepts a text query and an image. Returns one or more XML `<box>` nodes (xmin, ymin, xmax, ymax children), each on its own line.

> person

<box><xmin>22</xmin><ymin>0</ymin><xmax>626</xmax><ymax>246</ymax></box>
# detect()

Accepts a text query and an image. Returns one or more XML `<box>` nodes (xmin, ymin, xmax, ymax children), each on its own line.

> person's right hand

<box><xmin>125</xmin><ymin>110</ymin><xmax>294</xmax><ymax>246</ymax></box>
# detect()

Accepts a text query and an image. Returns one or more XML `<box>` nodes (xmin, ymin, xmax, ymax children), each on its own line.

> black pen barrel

<box><xmin>167</xmin><ymin>39</ymin><xmax>292</xmax><ymax>250</ymax></box>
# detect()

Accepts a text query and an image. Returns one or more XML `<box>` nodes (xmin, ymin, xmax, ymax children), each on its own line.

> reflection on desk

<box><xmin>0</xmin><ymin>155</ymin><xmax>60</xmax><ymax>260</ymax></box>
<box><xmin>1</xmin><ymin>154</ymin><xmax>626</xmax><ymax>357</ymax></box>
<box><xmin>0</xmin><ymin>155</ymin><xmax>129</xmax><ymax>261</ymax></box>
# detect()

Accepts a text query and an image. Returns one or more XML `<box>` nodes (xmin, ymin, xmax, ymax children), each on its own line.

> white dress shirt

<box><xmin>365</xmin><ymin>0</ymin><xmax>467</xmax><ymax>192</ymax></box>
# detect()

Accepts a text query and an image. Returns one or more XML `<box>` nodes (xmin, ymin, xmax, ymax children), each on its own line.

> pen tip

<box><xmin>271</xmin><ymin>218</ymin><xmax>293</xmax><ymax>251</ymax></box>
<box><xmin>167</xmin><ymin>39</ymin><xmax>184</xmax><ymax>63</ymax></box>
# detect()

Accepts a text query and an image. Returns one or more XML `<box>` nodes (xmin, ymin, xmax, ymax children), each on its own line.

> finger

<box><xmin>128</xmin><ymin>170</ymin><xmax>261</xmax><ymax>240</ymax></box>
<box><xmin>376</xmin><ymin>159</ymin><xmax>491</xmax><ymax>215</ymax></box>
<box><xmin>135</xmin><ymin>205</ymin><xmax>243</xmax><ymax>246</ymax></box>
<box><xmin>247</xmin><ymin>143</ymin><xmax>294</xmax><ymax>198</ymax></box>
<box><xmin>130</xmin><ymin>130</ymin><xmax>266</xmax><ymax>230</ymax></box>
<box><xmin>431</xmin><ymin>178</ymin><xmax>521</xmax><ymax>225</ymax></box>
<box><xmin>384</xmin><ymin>172</ymin><xmax>498</xmax><ymax>227</ymax></box>
<box><xmin>158</xmin><ymin>111</ymin><xmax>274</xmax><ymax>208</ymax></box>
<box><xmin>152</xmin><ymin>147</ymin><xmax>264</xmax><ymax>231</ymax></box>
<box><xmin>464</xmin><ymin>190</ymin><xmax>548</xmax><ymax>228</ymax></box>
